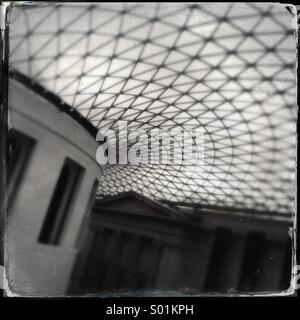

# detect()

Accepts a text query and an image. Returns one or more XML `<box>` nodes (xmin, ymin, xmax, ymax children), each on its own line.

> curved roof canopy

<box><xmin>9</xmin><ymin>3</ymin><xmax>297</xmax><ymax>216</ymax></box>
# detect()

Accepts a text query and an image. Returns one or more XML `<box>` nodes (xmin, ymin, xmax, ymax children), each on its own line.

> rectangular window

<box><xmin>38</xmin><ymin>158</ymin><xmax>83</xmax><ymax>245</ymax></box>
<box><xmin>8</xmin><ymin>129</ymin><xmax>35</xmax><ymax>203</ymax></box>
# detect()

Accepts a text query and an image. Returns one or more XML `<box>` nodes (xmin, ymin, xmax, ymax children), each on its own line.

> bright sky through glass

<box><xmin>9</xmin><ymin>3</ymin><xmax>297</xmax><ymax>215</ymax></box>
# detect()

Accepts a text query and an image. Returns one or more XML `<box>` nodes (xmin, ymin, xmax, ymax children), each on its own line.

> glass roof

<box><xmin>9</xmin><ymin>3</ymin><xmax>297</xmax><ymax>215</ymax></box>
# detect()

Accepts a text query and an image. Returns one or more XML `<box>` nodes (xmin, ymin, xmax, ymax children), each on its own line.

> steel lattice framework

<box><xmin>9</xmin><ymin>3</ymin><xmax>297</xmax><ymax>216</ymax></box>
